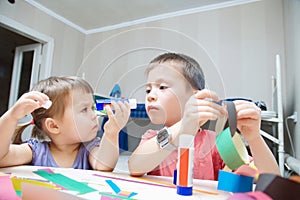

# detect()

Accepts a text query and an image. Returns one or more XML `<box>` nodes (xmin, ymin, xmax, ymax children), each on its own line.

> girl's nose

<box><xmin>91</xmin><ymin>109</ymin><xmax>98</xmax><ymax>120</ymax></box>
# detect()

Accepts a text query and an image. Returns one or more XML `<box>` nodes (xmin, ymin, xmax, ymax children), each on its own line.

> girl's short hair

<box><xmin>146</xmin><ymin>52</ymin><xmax>205</xmax><ymax>90</ymax></box>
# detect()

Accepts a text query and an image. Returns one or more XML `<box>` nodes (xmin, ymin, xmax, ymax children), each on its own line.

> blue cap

<box><xmin>176</xmin><ymin>186</ymin><xmax>193</xmax><ymax>196</ymax></box>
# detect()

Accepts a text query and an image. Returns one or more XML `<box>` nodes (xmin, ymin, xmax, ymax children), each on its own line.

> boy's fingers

<box><xmin>194</xmin><ymin>89</ymin><xmax>220</xmax><ymax>102</ymax></box>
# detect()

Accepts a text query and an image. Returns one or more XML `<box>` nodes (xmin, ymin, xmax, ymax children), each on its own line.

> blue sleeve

<box><xmin>26</xmin><ymin>138</ymin><xmax>39</xmax><ymax>151</ymax></box>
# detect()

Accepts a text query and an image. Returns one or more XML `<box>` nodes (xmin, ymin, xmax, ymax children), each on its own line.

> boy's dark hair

<box><xmin>146</xmin><ymin>52</ymin><xmax>205</xmax><ymax>90</ymax></box>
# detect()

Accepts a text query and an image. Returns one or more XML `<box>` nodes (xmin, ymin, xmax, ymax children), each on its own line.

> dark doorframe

<box><xmin>0</xmin><ymin>26</ymin><xmax>37</xmax><ymax>115</ymax></box>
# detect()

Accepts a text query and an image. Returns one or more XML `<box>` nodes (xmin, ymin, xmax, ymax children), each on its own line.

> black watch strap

<box><xmin>156</xmin><ymin>127</ymin><xmax>177</xmax><ymax>151</ymax></box>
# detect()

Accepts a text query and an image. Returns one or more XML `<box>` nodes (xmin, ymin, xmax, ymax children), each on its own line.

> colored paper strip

<box><xmin>34</xmin><ymin>170</ymin><xmax>96</xmax><ymax>194</ymax></box>
<box><xmin>105</xmin><ymin>179</ymin><xmax>137</xmax><ymax>198</ymax></box>
<box><xmin>106</xmin><ymin>180</ymin><xmax>121</xmax><ymax>194</ymax></box>
<box><xmin>94</xmin><ymin>173</ymin><xmax>218</xmax><ymax>196</ymax></box>
<box><xmin>216</xmin><ymin>128</ymin><xmax>249</xmax><ymax>170</ymax></box>
<box><xmin>0</xmin><ymin>176</ymin><xmax>21</xmax><ymax>200</ymax></box>
<box><xmin>99</xmin><ymin>191</ymin><xmax>137</xmax><ymax>200</ymax></box>
<box><xmin>11</xmin><ymin>177</ymin><xmax>59</xmax><ymax>191</ymax></box>
<box><xmin>217</xmin><ymin>170</ymin><xmax>254</xmax><ymax>193</ymax></box>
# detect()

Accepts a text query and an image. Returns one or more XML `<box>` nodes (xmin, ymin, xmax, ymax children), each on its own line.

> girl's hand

<box><xmin>8</xmin><ymin>91</ymin><xmax>49</xmax><ymax>121</ymax></box>
<box><xmin>180</xmin><ymin>89</ymin><xmax>226</xmax><ymax>135</ymax></box>
<box><xmin>104</xmin><ymin>101</ymin><xmax>131</xmax><ymax>134</ymax></box>
<box><xmin>234</xmin><ymin>100</ymin><xmax>261</xmax><ymax>142</ymax></box>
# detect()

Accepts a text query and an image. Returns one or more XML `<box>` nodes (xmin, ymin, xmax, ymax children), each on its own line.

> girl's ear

<box><xmin>44</xmin><ymin>118</ymin><xmax>60</xmax><ymax>134</ymax></box>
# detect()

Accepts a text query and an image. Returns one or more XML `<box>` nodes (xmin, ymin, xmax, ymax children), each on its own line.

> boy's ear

<box><xmin>44</xmin><ymin>118</ymin><xmax>60</xmax><ymax>134</ymax></box>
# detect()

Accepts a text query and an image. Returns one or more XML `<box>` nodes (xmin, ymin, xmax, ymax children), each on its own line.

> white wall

<box><xmin>1</xmin><ymin>0</ymin><xmax>286</xmax><ymax>108</ymax></box>
<box><xmin>81</xmin><ymin>0</ymin><xmax>287</xmax><ymax>154</ymax></box>
<box><xmin>283</xmin><ymin>0</ymin><xmax>300</xmax><ymax>159</ymax></box>
<box><xmin>0</xmin><ymin>0</ymin><xmax>85</xmax><ymax>76</ymax></box>
<box><xmin>83</xmin><ymin>0</ymin><xmax>285</xmax><ymax>110</ymax></box>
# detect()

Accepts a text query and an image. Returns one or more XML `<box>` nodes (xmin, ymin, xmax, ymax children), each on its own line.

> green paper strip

<box><xmin>34</xmin><ymin>170</ymin><xmax>96</xmax><ymax>194</ymax></box>
<box><xmin>216</xmin><ymin>127</ymin><xmax>249</xmax><ymax>170</ymax></box>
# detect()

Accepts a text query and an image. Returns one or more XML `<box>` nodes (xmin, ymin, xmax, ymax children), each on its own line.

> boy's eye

<box><xmin>146</xmin><ymin>87</ymin><xmax>151</xmax><ymax>94</ymax></box>
<box><xmin>81</xmin><ymin>107</ymin><xmax>88</xmax><ymax>112</ymax></box>
<box><xmin>159</xmin><ymin>85</ymin><xmax>168</xmax><ymax>90</ymax></box>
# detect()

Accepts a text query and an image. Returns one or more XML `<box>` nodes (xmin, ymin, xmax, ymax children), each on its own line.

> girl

<box><xmin>0</xmin><ymin>76</ymin><xmax>130</xmax><ymax>171</ymax></box>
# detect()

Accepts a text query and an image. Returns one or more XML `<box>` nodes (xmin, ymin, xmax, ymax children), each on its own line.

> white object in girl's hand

<box><xmin>42</xmin><ymin>100</ymin><xmax>52</xmax><ymax>109</ymax></box>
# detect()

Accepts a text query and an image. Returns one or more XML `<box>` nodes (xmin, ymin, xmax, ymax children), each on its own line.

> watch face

<box><xmin>157</xmin><ymin>129</ymin><xmax>169</xmax><ymax>143</ymax></box>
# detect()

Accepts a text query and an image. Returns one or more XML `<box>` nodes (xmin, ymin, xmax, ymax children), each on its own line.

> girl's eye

<box><xmin>81</xmin><ymin>107</ymin><xmax>88</xmax><ymax>112</ymax></box>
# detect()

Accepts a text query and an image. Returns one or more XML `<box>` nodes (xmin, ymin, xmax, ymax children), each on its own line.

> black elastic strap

<box><xmin>224</xmin><ymin>101</ymin><xmax>237</xmax><ymax>136</ymax></box>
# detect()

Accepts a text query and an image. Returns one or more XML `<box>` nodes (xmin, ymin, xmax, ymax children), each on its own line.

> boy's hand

<box><xmin>234</xmin><ymin>100</ymin><xmax>261</xmax><ymax>142</ymax></box>
<box><xmin>8</xmin><ymin>91</ymin><xmax>49</xmax><ymax>121</ymax></box>
<box><xmin>104</xmin><ymin>101</ymin><xmax>130</xmax><ymax>134</ymax></box>
<box><xmin>180</xmin><ymin>89</ymin><xmax>226</xmax><ymax>135</ymax></box>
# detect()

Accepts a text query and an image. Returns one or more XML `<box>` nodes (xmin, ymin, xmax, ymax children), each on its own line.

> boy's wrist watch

<box><xmin>156</xmin><ymin>127</ymin><xmax>177</xmax><ymax>151</ymax></box>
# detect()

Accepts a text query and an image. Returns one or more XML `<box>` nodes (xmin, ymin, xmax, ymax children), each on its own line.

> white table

<box><xmin>0</xmin><ymin>165</ymin><xmax>231</xmax><ymax>200</ymax></box>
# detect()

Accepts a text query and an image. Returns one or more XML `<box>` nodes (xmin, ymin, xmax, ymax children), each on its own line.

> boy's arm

<box><xmin>128</xmin><ymin>122</ymin><xmax>181</xmax><ymax>176</ymax></box>
<box><xmin>234</xmin><ymin>100</ymin><xmax>280</xmax><ymax>175</ymax></box>
<box><xmin>90</xmin><ymin>101</ymin><xmax>130</xmax><ymax>171</ymax></box>
<box><xmin>247</xmin><ymin>134</ymin><xmax>280</xmax><ymax>174</ymax></box>
<box><xmin>129</xmin><ymin>89</ymin><xmax>226</xmax><ymax>176</ymax></box>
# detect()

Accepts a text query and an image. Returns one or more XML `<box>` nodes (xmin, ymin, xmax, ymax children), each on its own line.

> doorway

<box><xmin>0</xmin><ymin>26</ymin><xmax>38</xmax><ymax>115</ymax></box>
<box><xmin>0</xmin><ymin>15</ymin><xmax>53</xmax><ymax>116</ymax></box>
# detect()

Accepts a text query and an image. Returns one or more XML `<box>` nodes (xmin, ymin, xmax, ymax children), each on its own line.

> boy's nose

<box><xmin>147</xmin><ymin>91</ymin><xmax>157</xmax><ymax>102</ymax></box>
<box><xmin>147</xmin><ymin>96</ymin><xmax>156</xmax><ymax>102</ymax></box>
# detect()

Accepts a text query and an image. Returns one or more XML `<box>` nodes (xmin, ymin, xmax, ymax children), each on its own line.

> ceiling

<box><xmin>27</xmin><ymin>0</ymin><xmax>242</xmax><ymax>34</ymax></box>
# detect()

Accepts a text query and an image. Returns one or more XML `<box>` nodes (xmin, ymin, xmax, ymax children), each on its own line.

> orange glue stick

<box><xmin>176</xmin><ymin>134</ymin><xmax>194</xmax><ymax>196</ymax></box>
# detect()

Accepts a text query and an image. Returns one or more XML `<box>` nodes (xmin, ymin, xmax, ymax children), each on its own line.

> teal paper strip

<box><xmin>216</xmin><ymin>128</ymin><xmax>245</xmax><ymax>169</ymax></box>
<box><xmin>106</xmin><ymin>180</ymin><xmax>121</xmax><ymax>194</ymax></box>
<box><xmin>34</xmin><ymin>170</ymin><xmax>96</xmax><ymax>194</ymax></box>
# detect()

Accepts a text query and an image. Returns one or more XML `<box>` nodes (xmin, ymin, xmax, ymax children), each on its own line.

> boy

<box><xmin>128</xmin><ymin>53</ymin><xmax>279</xmax><ymax>180</ymax></box>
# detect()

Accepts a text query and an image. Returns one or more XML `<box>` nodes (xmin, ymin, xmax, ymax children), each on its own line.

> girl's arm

<box><xmin>0</xmin><ymin>91</ymin><xmax>49</xmax><ymax>167</ymax></box>
<box><xmin>90</xmin><ymin>101</ymin><xmax>130</xmax><ymax>171</ymax></box>
<box><xmin>234</xmin><ymin>100</ymin><xmax>280</xmax><ymax>175</ymax></box>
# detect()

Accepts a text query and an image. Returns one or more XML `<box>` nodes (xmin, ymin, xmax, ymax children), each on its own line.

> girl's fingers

<box><xmin>111</xmin><ymin>101</ymin><xmax>120</xmax><ymax>113</ymax></box>
<box><xmin>109</xmin><ymin>101</ymin><xmax>131</xmax><ymax>120</ymax></box>
<box><xmin>105</xmin><ymin>104</ymin><xmax>114</xmax><ymax>119</ymax></box>
<box><xmin>21</xmin><ymin>91</ymin><xmax>50</xmax><ymax>107</ymax></box>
